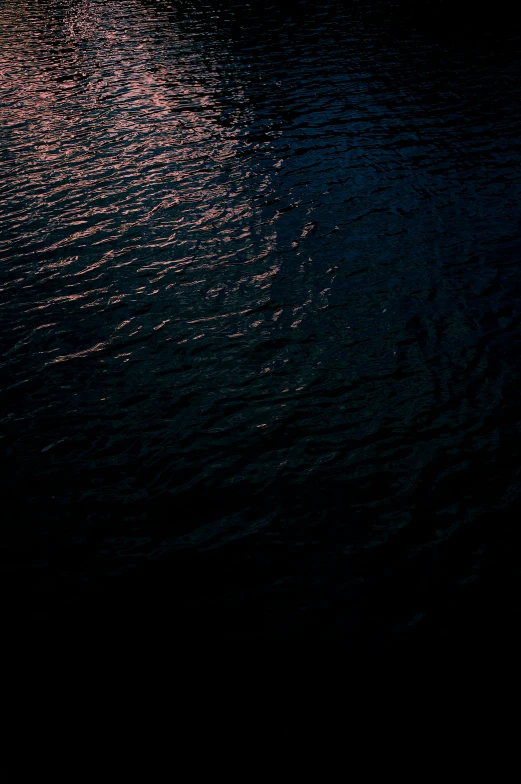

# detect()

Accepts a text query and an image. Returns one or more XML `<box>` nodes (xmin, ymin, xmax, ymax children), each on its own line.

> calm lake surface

<box><xmin>2</xmin><ymin>0</ymin><xmax>521</xmax><ymax>649</ymax></box>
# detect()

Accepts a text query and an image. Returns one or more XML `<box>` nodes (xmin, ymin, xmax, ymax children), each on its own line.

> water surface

<box><xmin>2</xmin><ymin>0</ymin><xmax>521</xmax><ymax>648</ymax></box>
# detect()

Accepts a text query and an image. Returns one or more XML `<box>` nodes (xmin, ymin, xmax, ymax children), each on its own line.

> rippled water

<box><xmin>2</xmin><ymin>0</ymin><xmax>521</xmax><ymax>648</ymax></box>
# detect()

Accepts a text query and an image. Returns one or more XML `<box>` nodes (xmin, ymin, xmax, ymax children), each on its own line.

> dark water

<box><xmin>2</xmin><ymin>0</ymin><xmax>521</xmax><ymax>652</ymax></box>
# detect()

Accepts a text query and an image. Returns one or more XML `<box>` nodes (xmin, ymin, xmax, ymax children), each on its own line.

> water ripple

<box><xmin>2</xmin><ymin>0</ymin><xmax>521</xmax><ymax>643</ymax></box>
